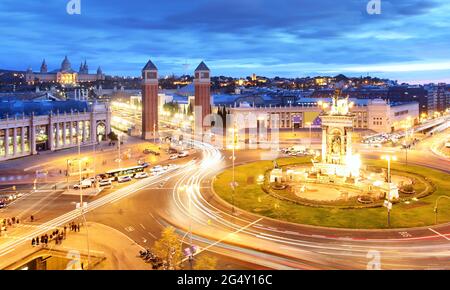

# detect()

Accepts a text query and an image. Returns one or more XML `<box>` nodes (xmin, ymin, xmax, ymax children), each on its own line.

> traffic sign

<box><xmin>383</xmin><ymin>200</ymin><xmax>392</xmax><ymax>210</ymax></box>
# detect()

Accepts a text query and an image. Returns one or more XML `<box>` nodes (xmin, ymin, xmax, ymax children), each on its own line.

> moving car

<box><xmin>143</xmin><ymin>149</ymin><xmax>161</xmax><ymax>156</ymax></box>
<box><xmin>118</xmin><ymin>175</ymin><xmax>132</xmax><ymax>183</ymax></box>
<box><xmin>178</xmin><ymin>151</ymin><xmax>189</xmax><ymax>158</ymax></box>
<box><xmin>134</xmin><ymin>172</ymin><xmax>149</xmax><ymax>179</ymax></box>
<box><xmin>150</xmin><ymin>165</ymin><xmax>164</xmax><ymax>173</ymax></box>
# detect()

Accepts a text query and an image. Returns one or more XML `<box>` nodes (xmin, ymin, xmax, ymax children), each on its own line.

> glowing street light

<box><xmin>227</xmin><ymin>123</ymin><xmax>239</xmax><ymax>215</ymax></box>
<box><xmin>381</xmin><ymin>155</ymin><xmax>397</xmax><ymax>183</ymax></box>
<box><xmin>305</xmin><ymin>122</ymin><xmax>312</xmax><ymax>149</ymax></box>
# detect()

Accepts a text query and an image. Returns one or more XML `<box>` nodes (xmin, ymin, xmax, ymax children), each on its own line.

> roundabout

<box><xmin>213</xmin><ymin>157</ymin><xmax>449</xmax><ymax>229</ymax></box>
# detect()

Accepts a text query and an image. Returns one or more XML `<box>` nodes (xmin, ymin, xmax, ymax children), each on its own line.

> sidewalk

<box><xmin>1</xmin><ymin>222</ymin><xmax>150</xmax><ymax>270</ymax></box>
<box><xmin>0</xmin><ymin>136</ymin><xmax>167</xmax><ymax>186</ymax></box>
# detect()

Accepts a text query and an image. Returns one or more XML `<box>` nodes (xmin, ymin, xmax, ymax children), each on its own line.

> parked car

<box><xmin>134</xmin><ymin>172</ymin><xmax>149</xmax><ymax>179</ymax></box>
<box><xmin>118</xmin><ymin>175</ymin><xmax>132</xmax><ymax>183</ymax></box>
<box><xmin>144</xmin><ymin>149</ymin><xmax>161</xmax><ymax>156</ymax></box>
<box><xmin>73</xmin><ymin>179</ymin><xmax>92</xmax><ymax>189</ymax></box>
<box><xmin>98</xmin><ymin>179</ymin><xmax>112</xmax><ymax>187</ymax></box>
<box><xmin>0</xmin><ymin>202</ymin><xmax>6</xmax><ymax>208</ymax></box>
<box><xmin>169</xmin><ymin>154</ymin><xmax>179</xmax><ymax>160</ymax></box>
<box><xmin>178</xmin><ymin>151</ymin><xmax>189</xmax><ymax>158</ymax></box>
<box><xmin>150</xmin><ymin>165</ymin><xmax>164</xmax><ymax>173</ymax></box>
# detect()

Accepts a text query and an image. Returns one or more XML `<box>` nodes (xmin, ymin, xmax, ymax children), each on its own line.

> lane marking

<box><xmin>428</xmin><ymin>228</ymin><xmax>450</xmax><ymax>241</ymax></box>
<box><xmin>139</xmin><ymin>223</ymin><xmax>146</xmax><ymax>230</ymax></box>
<box><xmin>0</xmin><ymin>248</ymin><xmax>15</xmax><ymax>257</ymax></box>
<box><xmin>183</xmin><ymin>218</ymin><xmax>263</xmax><ymax>262</ymax></box>
<box><xmin>124</xmin><ymin>226</ymin><xmax>135</xmax><ymax>232</ymax></box>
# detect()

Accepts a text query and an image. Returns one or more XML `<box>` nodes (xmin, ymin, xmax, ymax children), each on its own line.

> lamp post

<box><xmin>381</xmin><ymin>155</ymin><xmax>397</xmax><ymax>183</ymax></box>
<box><xmin>228</xmin><ymin>122</ymin><xmax>239</xmax><ymax>215</ymax></box>
<box><xmin>77</xmin><ymin>130</ymin><xmax>90</xmax><ymax>270</ymax></box>
<box><xmin>179</xmin><ymin>185</ymin><xmax>194</xmax><ymax>269</ymax></box>
<box><xmin>381</xmin><ymin>155</ymin><xmax>397</xmax><ymax>227</ymax></box>
<box><xmin>434</xmin><ymin>196</ymin><xmax>450</xmax><ymax>225</ymax></box>
<box><xmin>404</xmin><ymin>117</ymin><xmax>412</xmax><ymax>168</ymax></box>
<box><xmin>117</xmin><ymin>132</ymin><xmax>122</xmax><ymax>169</ymax></box>
<box><xmin>306</xmin><ymin>122</ymin><xmax>312</xmax><ymax>149</ymax></box>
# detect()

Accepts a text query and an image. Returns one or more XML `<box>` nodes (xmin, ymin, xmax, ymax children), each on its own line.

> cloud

<box><xmin>0</xmin><ymin>0</ymin><xmax>449</xmax><ymax>83</ymax></box>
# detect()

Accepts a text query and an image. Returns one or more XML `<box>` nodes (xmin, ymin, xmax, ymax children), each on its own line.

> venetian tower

<box><xmin>141</xmin><ymin>60</ymin><xmax>159</xmax><ymax>140</ymax></box>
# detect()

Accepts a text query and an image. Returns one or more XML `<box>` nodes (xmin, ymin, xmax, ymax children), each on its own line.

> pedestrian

<box><xmin>36</xmin><ymin>237</ymin><xmax>39</xmax><ymax>246</ymax></box>
<box><xmin>77</xmin><ymin>224</ymin><xmax>80</xmax><ymax>232</ymax></box>
<box><xmin>31</xmin><ymin>238</ymin><xmax>35</xmax><ymax>246</ymax></box>
<box><xmin>30</xmin><ymin>215</ymin><xmax>34</xmax><ymax>222</ymax></box>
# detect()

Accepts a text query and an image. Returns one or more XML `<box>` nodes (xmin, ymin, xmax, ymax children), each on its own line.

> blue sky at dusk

<box><xmin>1</xmin><ymin>0</ymin><xmax>450</xmax><ymax>83</ymax></box>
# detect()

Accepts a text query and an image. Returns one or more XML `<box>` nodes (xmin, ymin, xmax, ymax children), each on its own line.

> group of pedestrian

<box><xmin>69</xmin><ymin>222</ymin><xmax>81</xmax><ymax>232</ymax></box>
<box><xmin>30</xmin><ymin>222</ymin><xmax>81</xmax><ymax>247</ymax></box>
<box><xmin>2</xmin><ymin>216</ymin><xmax>20</xmax><ymax>226</ymax></box>
<box><xmin>0</xmin><ymin>216</ymin><xmax>20</xmax><ymax>235</ymax></box>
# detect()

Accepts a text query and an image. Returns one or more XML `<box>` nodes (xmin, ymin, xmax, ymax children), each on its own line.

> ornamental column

<box><xmin>13</xmin><ymin>127</ymin><xmax>17</xmax><ymax>156</ymax></box>
<box><xmin>5</xmin><ymin>128</ymin><xmax>9</xmax><ymax>157</ymax></box>
<box><xmin>82</xmin><ymin>121</ymin><xmax>87</xmax><ymax>143</ymax></box>
<box><xmin>321</xmin><ymin>126</ymin><xmax>327</xmax><ymax>163</ymax></box>
<box><xmin>69</xmin><ymin>121</ymin><xmax>74</xmax><ymax>145</ymax></box>
<box><xmin>21</xmin><ymin>127</ymin><xmax>26</xmax><ymax>153</ymax></box>
<box><xmin>62</xmin><ymin>122</ymin><xmax>67</xmax><ymax>147</ymax></box>
<box><xmin>30</xmin><ymin>114</ymin><xmax>37</xmax><ymax>155</ymax></box>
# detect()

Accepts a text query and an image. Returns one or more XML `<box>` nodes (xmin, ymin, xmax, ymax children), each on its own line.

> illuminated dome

<box><xmin>60</xmin><ymin>56</ymin><xmax>72</xmax><ymax>72</ymax></box>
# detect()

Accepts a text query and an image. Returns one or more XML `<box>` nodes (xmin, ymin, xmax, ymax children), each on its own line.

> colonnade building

<box><xmin>0</xmin><ymin>100</ymin><xmax>111</xmax><ymax>161</ymax></box>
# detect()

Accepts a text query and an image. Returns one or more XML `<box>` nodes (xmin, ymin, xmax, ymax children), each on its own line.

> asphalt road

<box><xmin>0</xmin><ymin>134</ymin><xmax>449</xmax><ymax>270</ymax></box>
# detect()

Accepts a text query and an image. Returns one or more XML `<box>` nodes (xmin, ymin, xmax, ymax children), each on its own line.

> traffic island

<box><xmin>213</xmin><ymin>157</ymin><xmax>450</xmax><ymax>229</ymax></box>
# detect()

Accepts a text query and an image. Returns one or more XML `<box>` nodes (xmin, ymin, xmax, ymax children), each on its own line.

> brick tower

<box><xmin>141</xmin><ymin>60</ymin><xmax>159</xmax><ymax>140</ymax></box>
<box><xmin>194</xmin><ymin>61</ymin><xmax>211</xmax><ymax>129</ymax></box>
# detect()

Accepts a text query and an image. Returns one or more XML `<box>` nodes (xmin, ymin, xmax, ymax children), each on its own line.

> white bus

<box><xmin>105</xmin><ymin>165</ymin><xmax>146</xmax><ymax>181</ymax></box>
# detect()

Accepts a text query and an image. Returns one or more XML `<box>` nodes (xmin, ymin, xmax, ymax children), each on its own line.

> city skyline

<box><xmin>1</xmin><ymin>0</ymin><xmax>450</xmax><ymax>84</ymax></box>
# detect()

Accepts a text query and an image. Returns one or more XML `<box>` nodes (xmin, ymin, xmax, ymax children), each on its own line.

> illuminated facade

<box><xmin>228</xmin><ymin>99</ymin><xmax>418</xmax><ymax>133</ymax></box>
<box><xmin>25</xmin><ymin>56</ymin><xmax>105</xmax><ymax>85</ymax></box>
<box><xmin>0</xmin><ymin>101</ymin><xmax>111</xmax><ymax>161</ymax></box>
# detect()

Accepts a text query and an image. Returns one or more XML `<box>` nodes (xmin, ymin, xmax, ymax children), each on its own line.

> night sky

<box><xmin>1</xmin><ymin>0</ymin><xmax>449</xmax><ymax>83</ymax></box>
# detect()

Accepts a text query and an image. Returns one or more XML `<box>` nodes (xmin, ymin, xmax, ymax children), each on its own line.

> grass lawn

<box><xmin>213</xmin><ymin>157</ymin><xmax>450</xmax><ymax>229</ymax></box>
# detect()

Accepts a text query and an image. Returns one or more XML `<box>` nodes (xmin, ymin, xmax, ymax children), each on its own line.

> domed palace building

<box><xmin>25</xmin><ymin>56</ymin><xmax>105</xmax><ymax>85</ymax></box>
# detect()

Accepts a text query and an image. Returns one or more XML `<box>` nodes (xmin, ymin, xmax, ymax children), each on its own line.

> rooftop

<box><xmin>0</xmin><ymin>100</ymin><xmax>90</xmax><ymax>119</ymax></box>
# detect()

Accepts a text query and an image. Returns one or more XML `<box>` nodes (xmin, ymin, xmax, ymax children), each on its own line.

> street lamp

<box><xmin>179</xmin><ymin>185</ymin><xmax>194</xmax><ymax>269</ymax></box>
<box><xmin>434</xmin><ymin>196</ymin><xmax>450</xmax><ymax>225</ymax></box>
<box><xmin>305</xmin><ymin>122</ymin><xmax>312</xmax><ymax>149</ymax></box>
<box><xmin>381</xmin><ymin>155</ymin><xmax>397</xmax><ymax>183</ymax></box>
<box><xmin>381</xmin><ymin>154</ymin><xmax>397</xmax><ymax>228</ymax></box>
<box><xmin>227</xmin><ymin>123</ymin><xmax>239</xmax><ymax>215</ymax></box>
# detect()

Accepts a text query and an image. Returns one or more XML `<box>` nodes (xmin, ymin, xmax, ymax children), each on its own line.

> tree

<box><xmin>152</xmin><ymin>226</ymin><xmax>183</xmax><ymax>270</ymax></box>
<box><xmin>193</xmin><ymin>254</ymin><xmax>217</xmax><ymax>270</ymax></box>
<box><xmin>107</xmin><ymin>131</ymin><xmax>118</xmax><ymax>141</ymax></box>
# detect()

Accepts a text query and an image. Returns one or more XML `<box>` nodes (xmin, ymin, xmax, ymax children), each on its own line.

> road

<box><xmin>0</xmin><ymin>134</ymin><xmax>449</xmax><ymax>269</ymax></box>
